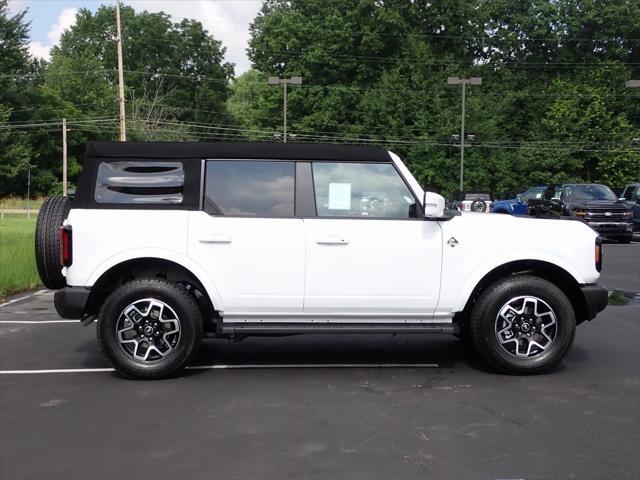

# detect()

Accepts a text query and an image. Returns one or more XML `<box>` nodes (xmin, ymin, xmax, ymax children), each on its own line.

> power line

<box><xmin>0</xmin><ymin>118</ymin><xmax>117</xmax><ymax>130</ymax></box>
<box><xmin>4</xmin><ymin>116</ymin><xmax>636</xmax><ymax>149</ymax></box>
<box><xmin>7</xmin><ymin>102</ymin><xmax>115</xmax><ymax>113</ymax></box>
<box><xmin>11</xmin><ymin>118</ymin><xmax>635</xmax><ymax>154</ymax></box>
<box><xmin>5</xmin><ymin>69</ymin><xmax>638</xmax><ymax>101</ymax></box>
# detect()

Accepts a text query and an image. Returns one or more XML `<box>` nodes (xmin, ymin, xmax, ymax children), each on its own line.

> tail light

<box><xmin>60</xmin><ymin>225</ymin><xmax>73</xmax><ymax>267</ymax></box>
<box><xmin>595</xmin><ymin>236</ymin><xmax>602</xmax><ymax>272</ymax></box>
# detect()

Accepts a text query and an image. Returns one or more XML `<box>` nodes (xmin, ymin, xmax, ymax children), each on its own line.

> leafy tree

<box><xmin>228</xmin><ymin>69</ymin><xmax>280</xmax><ymax>140</ymax></box>
<box><xmin>50</xmin><ymin>5</ymin><xmax>234</xmax><ymax>124</ymax></box>
<box><xmin>0</xmin><ymin>0</ymin><xmax>36</xmax><ymax>196</ymax></box>
<box><xmin>244</xmin><ymin>0</ymin><xmax>639</xmax><ymax>197</ymax></box>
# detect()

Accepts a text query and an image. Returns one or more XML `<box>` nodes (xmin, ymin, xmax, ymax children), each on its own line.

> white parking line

<box><xmin>187</xmin><ymin>363</ymin><xmax>439</xmax><ymax>370</ymax></box>
<box><xmin>0</xmin><ymin>320</ymin><xmax>78</xmax><ymax>324</ymax></box>
<box><xmin>0</xmin><ymin>368</ymin><xmax>115</xmax><ymax>374</ymax></box>
<box><xmin>0</xmin><ymin>289</ymin><xmax>49</xmax><ymax>308</ymax></box>
<box><xmin>0</xmin><ymin>363</ymin><xmax>438</xmax><ymax>374</ymax></box>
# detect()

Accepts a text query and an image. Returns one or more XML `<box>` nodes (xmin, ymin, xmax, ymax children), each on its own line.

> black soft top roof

<box><xmin>85</xmin><ymin>141</ymin><xmax>392</xmax><ymax>162</ymax></box>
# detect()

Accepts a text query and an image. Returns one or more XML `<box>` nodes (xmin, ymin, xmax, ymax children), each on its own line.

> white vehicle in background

<box><xmin>452</xmin><ymin>192</ymin><xmax>493</xmax><ymax>212</ymax></box>
<box><xmin>36</xmin><ymin>142</ymin><xmax>608</xmax><ymax>379</ymax></box>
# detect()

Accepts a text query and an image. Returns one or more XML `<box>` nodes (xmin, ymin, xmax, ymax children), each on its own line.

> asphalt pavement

<box><xmin>0</xmin><ymin>244</ymin><xmax>638</xmax><ymax>480</ymax></box>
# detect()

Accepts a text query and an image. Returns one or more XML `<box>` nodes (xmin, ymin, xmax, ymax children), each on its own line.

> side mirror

<box><xmin>423</xmin><ymin>190</ymin><xmax>446</xmax><ymax>218</ymax></box>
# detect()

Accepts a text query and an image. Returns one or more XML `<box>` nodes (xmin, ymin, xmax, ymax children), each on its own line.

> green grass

<box><xmin>0</xmin><ymin>215</ymin><xmax>40</xmax><ymax>300</ymax></box>
<box><xmin>608</xmin><ymin>290</ymin><xmax>630</xmax><ymax>306</ymax></box>
<box><xmin>0</xmin><ymin>196</ymin><xmax>45</xmax><ymax>210</ymax></box>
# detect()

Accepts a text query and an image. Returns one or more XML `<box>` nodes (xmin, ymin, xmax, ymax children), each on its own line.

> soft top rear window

<box><xmin>95</xmin><ymin>161</ymin><xmax>184</xmax><ymax>204</ymax></box>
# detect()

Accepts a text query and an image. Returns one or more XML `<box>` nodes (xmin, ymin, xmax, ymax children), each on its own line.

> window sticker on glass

<box><xmin>535</xmin><ymin>193</ymin><xmax>542</xmax><ymax>198</ymax></box>
<box><xmin>328</xmin><ymin>182</ymin><xmax>351</xmax><ymax>210</ymax></box>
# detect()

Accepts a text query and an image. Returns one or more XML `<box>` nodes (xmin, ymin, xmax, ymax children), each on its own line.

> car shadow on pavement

<box><xmin>194</xmin><ymin>334</ymin><xmax>464</xmax><ymax>367</ymax></box>
<box><xmin>77</xmin><ymin>334</ymin><xmax>584</xmax><ymax>379</ymax></box>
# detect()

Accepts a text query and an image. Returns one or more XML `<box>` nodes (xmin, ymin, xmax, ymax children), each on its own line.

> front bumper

<box><xmin>586</xmin><ymin>221</ymin><xmax>633</xmax><ymax>235</ymax></box>
<box><xmin>580</xmin><ymin>284</ymin><xmax>609</xmax><ymax>321</ymax></box>
<box><xmin>54</xmin><ymin>287</ymin><xmax>91</xmax><ymax>319</ymax></box>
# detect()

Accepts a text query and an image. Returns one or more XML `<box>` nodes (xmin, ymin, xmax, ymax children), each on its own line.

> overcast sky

<box><xmin>7</xmin><ymin>0</ymin><xmax>263</xmax><ymax>74</ymax></box>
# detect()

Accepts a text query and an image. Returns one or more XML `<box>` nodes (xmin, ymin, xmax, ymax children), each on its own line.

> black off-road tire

<box><xmin>35</xmin><ymin>196</ymin><xmax>72</xmax><ymax>290</ymax></box>
<box><xmin>453</xmin><ymin>326</ymin><xmax>475</xmax><ymax>348</ymax></box>
<box><xmin>98</xmin><ymin>279</ymin><xmax>203</xmax><ymax>380</ymax></box>
<box><xmin>470</xmin><ymin>275</ymin><xmax>576</xmax><ymax>375</ymax></box>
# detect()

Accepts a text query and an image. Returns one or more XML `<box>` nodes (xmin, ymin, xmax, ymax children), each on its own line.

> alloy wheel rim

<box><xmin>115</xmin><ymin>298</ymin><xmax>181</xmax><ymax>362</ymax></box>
<box><xmin>495</xmin><ymin>295</ymin><xmax>557</xmax><ymax>358</ymax></box>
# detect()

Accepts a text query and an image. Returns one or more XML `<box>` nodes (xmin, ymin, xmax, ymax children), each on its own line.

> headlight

<box><xmin>623</xmin><ymin>211</ymin><xmax>633</xmax><ymax>218</ymax></box>
<box><xmin>574</xmin><ymin>210</ymin><xmax>588</xmax><ymax>217</ymax></box>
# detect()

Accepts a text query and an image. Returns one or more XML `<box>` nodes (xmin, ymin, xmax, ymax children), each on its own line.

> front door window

<box><xmin>312</xmin><ymin>162</ymin><xmax>417</xmax><ymax>218</ymax></box>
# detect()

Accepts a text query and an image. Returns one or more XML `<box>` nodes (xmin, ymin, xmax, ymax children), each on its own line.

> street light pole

<box><xmin>268</xmin><ymin>76</ymin><xmax>303</xmax><ymax>143</ymax></box>
<box><xmin>62</xmin><ymin>117</ymin><xmax>68</xmax><ymax>197</ymax></box>
<box><xmin>283</xmin><ymin>79</ymin><xmax>288</xmax><ymax>142</ymax></box>
<box><xmin>626</xmin><ymin>79</ymin><xmax>639</xmax><ymax>179</ymax></box>
<box><xmin>447</xmin><ymin>76</ymin><xmax>482</xmax><ymax>191</ymax></box>
<box><xmin>460</xmin><ymin>81</ymin><xmax>466</xmax><ymax>192</ymax></box>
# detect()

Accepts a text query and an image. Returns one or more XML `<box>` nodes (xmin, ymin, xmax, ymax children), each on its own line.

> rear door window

<box><xmin>204</xmin><ymin>160</ymin><xmax>295</xmax><ymax>216</ymax></box>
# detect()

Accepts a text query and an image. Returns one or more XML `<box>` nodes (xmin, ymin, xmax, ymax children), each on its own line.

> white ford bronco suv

<box><xmin>36</xmin><ymin>142</ymin><xmax>609</xmax><ymax>379</ymax></box>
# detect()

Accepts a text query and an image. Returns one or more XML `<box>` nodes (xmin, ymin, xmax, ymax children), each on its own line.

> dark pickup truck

<box><xmin>529</xmin><ymin>183</ymin><xmax>634</xmax><ymax>243</ymax></box>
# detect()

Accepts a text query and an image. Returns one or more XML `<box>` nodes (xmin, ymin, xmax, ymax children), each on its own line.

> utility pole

<box><xmin>27</xmin><ymin>169</ymin><xmax>31</xmax><ymax>219</ymax></box>
<box><xmin>115</xmin><ymin>0</ymin><xmax>126</xmax><ymax>141</ymax></box>
<box><xmin>447</xmin><ymin>76</ymin><xmax>482</xmax><ymax>191</ymax></box>
<box><xmin>62</xmin><ymin>118</ymin><xmax>68</xmax><ymax>197</ymax></box>
<box><xmin>268</xmin><ymin>76</ymin><xmax>303</xmax><ymax>143</ymax></box>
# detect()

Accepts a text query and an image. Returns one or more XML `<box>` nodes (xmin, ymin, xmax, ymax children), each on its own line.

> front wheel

<box><xmin>470</xmin><ymin>275</ymin><xmax>575</xmax><ymax>374</ymax></box>
<box><xmin>98</xmin><ymin>279</ymin><xmax>203</xmax><ymax>379</ymax></box>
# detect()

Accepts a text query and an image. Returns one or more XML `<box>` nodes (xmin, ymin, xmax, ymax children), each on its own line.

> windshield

<box><xmin>563</xmin><ymin>184</ymin><xmax>617</xmax><ymax>202</ymax></box>
<box><xmin>521</xmin><ymin>187</ymin><xmax>546</xmax><ymax>202</ymax></box>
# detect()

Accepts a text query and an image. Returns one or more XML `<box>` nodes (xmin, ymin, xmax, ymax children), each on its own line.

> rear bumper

<box><xmin>54</xmin><ymin>287</ymin><xmax>91</xmax><ymax>319</ymax></box>
<box><xmin>580</xmin><ymin>284</ymin><xmax>609</xmax><ymax>321</ymax></box>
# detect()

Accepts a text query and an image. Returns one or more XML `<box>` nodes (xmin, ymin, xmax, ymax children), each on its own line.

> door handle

<box><xmin>199</xmin><ymin>234</ymin><xmax>232</xmax><ymax>244</ymax></box>
<box><xmin>316</xmin><ymin>235</ymin><xmax>349</xmax><ymax>245</ymax></box>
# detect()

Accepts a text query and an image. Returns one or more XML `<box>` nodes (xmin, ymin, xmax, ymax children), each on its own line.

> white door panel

<box><xmin>304</xmin><ymin>219</ymin><xmax>442</xmax><ymax>314</ymax></box>
<box><xmin>188</xmin><ymin>211</ymin><xmax>305</xmax><ymax>313</ymax></box>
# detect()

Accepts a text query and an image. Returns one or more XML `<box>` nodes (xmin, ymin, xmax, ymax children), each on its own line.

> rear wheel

<box><xmin>470</xmin><ymin>275</ymin><xmax>575</xmax><ymax>374</ymax></box>
<box><xmin>98</xmin><ymin>279</ymin><xmax>203</xmax><ymax>379</ymax></box>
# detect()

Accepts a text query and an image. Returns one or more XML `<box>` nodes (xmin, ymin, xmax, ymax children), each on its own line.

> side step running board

<box><xmin>220</xmin><ymin>323</ymin><xmax>459</xmax><ymax>335</ymax></box>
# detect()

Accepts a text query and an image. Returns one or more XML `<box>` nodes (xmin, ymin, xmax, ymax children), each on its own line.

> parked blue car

<box><xmin>620</xmin><ymin>182</ymin><xmax>640</xmax><ymax>231</ymax></box>
<box><xmin>491</xmin><ymin>186</ymin><xmax>547</xmax><ymax>215</ymax></box>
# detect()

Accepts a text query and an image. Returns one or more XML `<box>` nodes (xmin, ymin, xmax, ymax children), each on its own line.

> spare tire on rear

<box><xmin>471</xmin><ymin>199</ymin><xmax>487</xmax><ymax>212</ymax></box>
<box><xmin>35</xmin><ymin>196</ymin><xmax>72</xmax><ymax>290</ymax></box>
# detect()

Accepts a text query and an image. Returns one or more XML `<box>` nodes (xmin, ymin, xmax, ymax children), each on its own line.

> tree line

<box><xmin>1</xmin><ymin>0</ymin><xmax>638</xmax><ymax>198</ymax></box>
